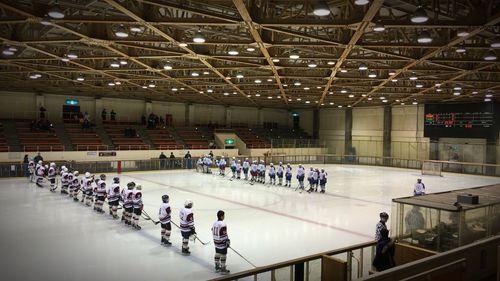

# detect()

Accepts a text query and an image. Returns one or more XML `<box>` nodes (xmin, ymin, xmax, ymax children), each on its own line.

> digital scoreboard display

<box><xmin>424</xmin><ymin>103</ymin><xmax>499</xmax><ymax>139</ymax></box>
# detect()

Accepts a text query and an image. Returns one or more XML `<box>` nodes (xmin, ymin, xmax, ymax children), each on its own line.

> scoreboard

<box><xmin>424</xmin><ymin>103</ymin><xmax>499</xmax><ymax>138</ymax></box>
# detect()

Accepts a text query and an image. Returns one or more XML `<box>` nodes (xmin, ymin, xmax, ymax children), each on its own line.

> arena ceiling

<box><xmin>0</xmin><ymin>0</ymin><xmax>499</xmax><ymax>109</ymax></box>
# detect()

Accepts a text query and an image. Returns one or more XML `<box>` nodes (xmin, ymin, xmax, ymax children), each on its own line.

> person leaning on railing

<box><xmin>372</xmin><ymin>228</ymin><xmax>396</xmax><ymax>272</ymax></box>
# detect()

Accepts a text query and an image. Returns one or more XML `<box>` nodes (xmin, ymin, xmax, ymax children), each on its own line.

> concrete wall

<box><xmin>319</xmin><ymin>108</ymin><xmax>345</xmax><ymax>155</ymax></box>
<box><xmin>352</xmin><ymin>107</ymin><xmax>384</xmax><ymax>157</ymax></box>
<box><xmin>297</xmin><ymin>109</ymin><xmax>314</xmax><ymax>136</ymax></box>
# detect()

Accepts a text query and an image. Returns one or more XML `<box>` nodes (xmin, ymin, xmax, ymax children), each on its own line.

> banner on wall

<box><xmin>98</xmin><ymin>152</ymin><xmax>117</xmax><ymax>157</ymax></box>
<box><xmin>86</xmin><ymin>151</ymin><xmax>97</xmax><ymax>156</ymax></box>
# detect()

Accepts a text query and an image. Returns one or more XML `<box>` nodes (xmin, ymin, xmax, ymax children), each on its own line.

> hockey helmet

<box><xmin>61</xmin><ymin>165</ymin><xmax>66</xmax><ymax>170</ymax></box>
<box><xmin>310</xmin><ymin>167</ymin><xmax>313</xmax><ymax>170</ymax></box>
<box><xmin>50</xmin><ymin>162</ymin><xmax>56</xmax><ymax>167</ymax></box>
<box><xmin>184</xmin><ymin>199</ymin><xmax>193</xmax><ymax>208</ymax></box>
<box><xmin>38</xmin><ymin>160</ymin><xmax>43</xmax><ymax>164</ymax></box>
<box><xmin>162</xmin><ymin>194</ymin><xmax>169</xmax><ymax>203</ymax></box>
<box><xmin>63</xmin><ymin>167</ymin><xmax>68</xmax><ymax>172</ymax></box>
<box><xmin>135</xmin><ymin>185</ymin><xmax>142</xmax><ymax>190</ymax></box>
<box><xmin>232</xmin><ymin>157</ymin><xmax>235</xmax><ymax>159</ymax></box>
<box><xmin>279</xmin><ymin>162</ymin><xmax>283</xmax><ymax>165</ymax></box>
<box><xmin>245</xmin><ymin>158</ymin><xmax>248</xmax><ymax>160</ymax></box>
<box><xmin>73</xmin><ymin>171</ymin><xmax>79</xmax><ymax>177</ymax></box>
<box><xmin>270</xmin><ymin>163</ymin><xmax>274</xmax><ymax>166</ymax></box>
<box><xmin>217</xmin><ymin>210</ymin><xmax>225</xmax><ymax>220</ymax></box>
<box><xmin>113</xmin><ymin>177</ymin><xmax>120</xmax><ymax>183</ymax></box>
<box><xmin>127</xmin><ymin>181</ymin><xmax>136</xmax><ymax>189</ymax></box>
<box><xmin>85</xmin><ymin>172</ymin><xmax>91</xmax><ymax>178</ymax></box>
<box><xmin>321</xmin><ymin>168</ymin><xmax>324</xmax><ymax>171</ymax></box>
<box><xmin>237</xmin><ymin>159</ymin><xmax>241</xmax><ymax>162</ymax></box>
<box><xmin>100</xmin><ymin>174</ymin><xmax>106</xmax><ymax>181</ymax></box>
<box><xmin>44</xmin><ymin>165</ymin><xmax>48</xmax><ymax>169</ymax></box>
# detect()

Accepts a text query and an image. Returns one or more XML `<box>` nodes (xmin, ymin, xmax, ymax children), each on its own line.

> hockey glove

<box><xmin>191</xmin><ymin>228</ymin><xmax>196</xmax><ymax>235</ymax></box>
<box><xmin>225</xmin><ymin>239</ymin><xmax>230</xmax><ymax>247</ymax></box>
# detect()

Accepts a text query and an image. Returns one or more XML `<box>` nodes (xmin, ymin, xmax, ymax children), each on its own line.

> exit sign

<box><xmin>65</xmin><ymin>99</ymin><xmax>79</xmax><ymax>105</ymax></box>
<box><xmin>224</xmin><ymin>139</ymin><xmax>235</xmax><ymax>145</ymax></box>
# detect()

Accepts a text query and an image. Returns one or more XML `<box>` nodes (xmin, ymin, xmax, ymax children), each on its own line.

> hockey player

<box><xmin>94</xmin><ymin>174</ymin><xmax>107</xmax><ymax>213</ymax></box>
<box><xmin>70</xmin><ymin>171</ymin><xmax>80</xmax><ymax>200</ymax></box>
<box><xmin>82</xmin><ymin>172</ymin><xmax>94</xmax><ymax>205</ymax></box>
<box><xmin>122</xmin><ymin>182</ymin><xmax>135</xmax><ymax>225</ymax></box>
<box><xmin>268</xmin><ymin>163</ymin><xmax>276</xmax><ymax>185</ymax></box>
<box><xmin>28</xmin><ymin>159</ymin><xmax>35</xmax><ymax>182</ymax></box>
<box><xmin>250</xmin><ymin>160</ymin><xmax>258</xmax><ymax>183</ymax></box>
<box><xmin>285</xmin><ymin>163</ymin><xmax>292</xmax><ymax>187</ymax></box>
<box><xmin>159</xmin><ymin>194</ymin><xmax>172</xmax><ymax>246</ymax></box>
<box><xmin>35</xmin><ymin>160</ymin><xmax>45</xmax><ymax>187</ymax></box>
<box><xmin>67</xmin><ymin>170</ymin><xmax>75</xmax><ymax>197</ymax></box>
<box><xmin>235</xmin><ymin>160</ymin><xmax>242</xmax><ymax>180</ymax></box>
<box><xmin>230</xmin><ymin>157</ymin><xmax>237</xmax><ymax>179</ymax></box>
<box><xmin>219</xmin><ymin>157</ymin><xmax>226</xmax><ymax>176</ymax></box>
<box><xmin>179</xmin><ymin>199</ymin><xmax>195</xmax><ymax>255</ymax></box>
<box><xmin>414</xmin><ymin>178</ymin><xmax>425</xmax><ymax>196</ymax></box>
<box><xmin>319</xmin><ymin>168</ymin><xmax>327</xmax><ymax>193</ymax></box>
<box><xmin>132</xmin><ymin>185</ymin><xmax>143</xmax><ymax>230</ymax></box>
<box><xmin>48</xmin><ymin>163</ymin><xmax>57</xmax><ymax>192</ymax></box>
<box><xmin>107</xmin><ymin>177</ymin><xmax>121</xmax><ymax>219</ymax></box>
<box><xmin>307</xmin><ymin>167</ymin><xmax>314</xmax><ymax>189</ymax></box>
<box><xmin>61</xmin><ymin>167</ymin><xmax>70</xmax><ymax>194</ymax></box>
<box><xmin>257</xmin><ymin>160</ymin><xmax>265</xmax><ymax>183</ymax></box>
<box><xmin>212</xmin><ymin>210</ymin><xmax>230</xmax><ymax>275</ymax></box>
<box><xmin>277</xmin><ymin>162</ymin><xmax>284</xmax><ymax>186</ymax></box>
<box><xmin>242</xmin><ymin>158</ymin><xmax>250</xmax><ymax>180</ymax></box>
<box><xmin>296</xmin><ymin>164</ymin><xmax>305</xmax><ymax>191</ymax></box>
<box><xmin>313</xmin><ymin>168</ymin><xmax>320</xmax><ymax>191</ymax></box>
<box><xmin>196</xmin><ymin>158</ymin><xmax>203</xmax><ymax>173</ymax></box>
<box><xmin>204</xmin><ymin>156</ymin><xmax>213</xmax><ymax>174</ymax></box>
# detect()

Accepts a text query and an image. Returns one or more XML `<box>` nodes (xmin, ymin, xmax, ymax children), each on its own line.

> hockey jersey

<box><xmin>107</xmin><ymin>183</ymin><xmax>120</xmax><ymax>202</ymax></box>
<box><xmin>159</xmin><ymin>203</ymin><xmax>171</xmax><ymax>224</ymax></box>
<box><xmin>123</xmin><ymin>188</ymin><xmax>134</xmax><ymax>208</ymax></box>
<box><xmin>268</xmin><ymin>166</ymin><xmax>276</xmax><ymax>176</ymax></box>
<box><xmin>132</xmin><ymin>190</ymin><xmax>143</xmax><ymax>209</ymax></box>
<box><xmin>212</xmin><ymin>220</ymin><xmax>228</xmax><ymax>250</ymax></box>
<box><xmin>48</xmin><ymin>167</ymin><xmax>56</xmax><ymax>179</ymax></box>
<box><xmin>179</xmin><ymin>207</ymin><xmax>194</xmax><ymax>232</ymax></box>
<box><xmin>95</xmin><ymin>180</ymin><xmax>107</xmax><ymax>197</ymax></box>
<box><xmin>277</xmin><ymin>166</ymin><xmax>284</xmax><ymax>176</ymax></box>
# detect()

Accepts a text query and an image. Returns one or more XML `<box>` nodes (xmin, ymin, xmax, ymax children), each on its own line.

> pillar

<box><xmin>383</xmin><ymin>106</ymin><xmax>392</xmax><ymax>165</ymax></box>
<box><xmin>225</xmin><ymin>106</ymin><xmax>232</xmax><ymax>128</ymax></box>
<box><xmin>145</xmin><ymin>101</ymin><xmax>152</xmax><ymax>117</ymax></box>
<box><xmin>35</xmin><ymin>94</ymin><xmax>45</xmax><ymax>119</ymax></box>
<box><xmin>95</xmin><ymin>98</ymin><xmax>103</xmax><ymax>124</ymax></box>
<box><xmin>257</xmin><ymin>108</ymin><xmax>263</xmax><ymax>126</ymax></box>
<box><xmin>186</xmin><ymin>104</ymin><xmax>195</xmax><ymax>126</ymax></box>
<box><xmin>485</xmin><ymin>139</ymin><xmax>497</xmax><ymax>176</ymax></box>
<box><xmin>313</xmin><ymin>109</ymin><xmax>320</xmax><ymax>139</ymax></box>
<box><xmin>344</xmin><ymin>108</ymin><xmax>352</xmax><ymax>156</ymax></box>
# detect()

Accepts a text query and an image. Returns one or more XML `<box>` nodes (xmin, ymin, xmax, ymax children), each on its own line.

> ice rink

<box><xmin>0</xmin><ymin>164</ymin><xmax>498</xmax><ymax>281</ymax></box>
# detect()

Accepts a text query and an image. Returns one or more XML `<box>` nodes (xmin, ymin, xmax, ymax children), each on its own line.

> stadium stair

<box><xmin>1</xmin><ymin>120</ymin><xmax>20</xmax><ymax>151</ymax></box>
<box><xmin>133</xmin><ymin>126</ymin><xmax>154</xmax><ymax>148</ymax></box>
<box><xmin>94</xmin><ymin>126</ymin><xmax>114</xmax><ymax>149</ymax></box>
<box><xmin>52</xmin><ymin>123</ymin><xmax>73</xmax><ymax>151</ymax></box>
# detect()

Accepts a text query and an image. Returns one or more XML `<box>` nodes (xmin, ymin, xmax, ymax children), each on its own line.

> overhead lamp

<box><xmin>316</xmin><ymin>86</ymin><xmax>322</xmax><ymax>89</ymax></box>
<box><xmin>61</xmin><ymin>56</ymin><xmax>69</xmax><ymax>62</ymax></box>
<box><xmin>191</xmin><ymin>72</ymin><xmax>199</xmax><ymax>77</ymax></box>
<box><xmin>304</xmin><ymin>87</ymin><xmax>310</xmax><ymax>90</ymax></box>
<box><xmin>435</xmin><ymin>83</ymin><xmax>441</xmax><ymax>87</ymax></box>
<box><xmin>391</xmin><ymin>79</ymin><xmax>398</xmax><ymax>82</ymax></box>
<box><xmin>456</xmin><ymin>45</ymin><xmax>466</xmax><ymax>53</ymax></box>
<box><xmin>472</xmin><ymin>91</ymin><xmax>478</xmax><ymax>94</ymax></box>
<box><xmin>373</xmin><ymin>23</ymin><xmax>385</xmax><ymax>32</ymax></box>
<box><xmin>289</xmin><ymin>50</ymin><xmax>300</xmax><ymax>59</ymax></box>
<box><xmin>246</xmin><ymin>47</ymin><xmax>255</xmax><ymax>52</ymax></box>
<box><xmin>130</xmin><ymin>26</ymin><xmax>143</xmax><ymax>33</ymax></box>
<box><xmin>180</xmin><ymin>88</ymin><xmax>185</xmax><ymax>90</ymax></box>
<box><xmin>115</xmin><ymin>81</ymin><xmax>121</xmax><ymax>85</ymax></box>
<box><xmin>436</xmin><ymin>88</ymin><xmax>442</xmax><ymax>92</ymax></box>
<box><xmin>327</xmin><ymin>61</ymin><xmax>335</xmax><ymax>65</ymax></box>
<box><xmin>233</xmin><ymin>92</ymin><xmax>237</xmax><ymax>95</ymax></box>
<box><xmin>267</xmin><ymin>96</ymin><xmax>273</xmax><ymax>99</ymax></box>
<box><xmin>29</xmin><ymin>73</ymin><xmax>41</xmax><ymax>79</ymax></box>
<box><xmin>348</xmin><ymin>94</ymin><xmax>354</xmax><ymax>98</ymax></box>
<box><xmin>338</xmin><ymin>105</ymin><xmax>343</xmax><ymax>108</ymax></box>
<box><xmin>223</xmin><ymin>92</ymin><xmax>229</xmax><ymax>96</ymax></box>
<box><xmin>358</xmin><ymin>63</ymin><xmax>368</xmax><ymax>70</ymax></box>
<box><xmin>148</xmin><ymin>82</ymin><xmax>156</xmax><ymax>88</ymax></box>
<box><xmin>416</xmin><ymin>83</ymin><xmax>423</xmax><ymax>88</ymax></box>
<box><xmin>108</xmin><ymin>82</ymin><xmax>116</xmax><ymax>86</ymax></box>
<box><xmin>249</xmin><ymin>95</ymin><xmax>253</xmax><ymax>98</ymax></box>
<box><xmin>163</xmin><ymin>63</ymin><xmax>172</xmax><ymax>70</ymax></box>
<box><xmin>283</xmin><ymin>84</ymin><xmax>288</xmax><ymax>87</ymax></box>
<box><xmin>66</xmin><ymin>51</ymin><xmax>78</xmax><ymax>59</ymax></box>
<box><xmin>368</xmin><ymin>71</ymin><xmax>377</xmax><ymax>78</ymax></box>
<box><xmin>40</xmin><ymin>17</ymin><xmax>52</xmax><ymax>26</ymax></box>
<box><xmin>225</xmin><ymin>76</ymin><xmax>231</xmax><ymax>80</ymax></box>
<box><xmin>47</xmin><ymin>1</ymin><xmax>65</xmax><ymax>19</ymax></box>
<box><xmin>382</xmin><ymin>99</ymin><xmax>388</xmax><ymax>103</ymax></box>
<box><xmin>207</xmin><ymin>88</ymin><xmax>214</xmax><ymax>93</ymax></box>
<box><xmin>305</xmin><ymin>100</ymin><xmax>311</xmax><ymax>104</ymax></box>
<box><xmin>296</xmin><ymin>98</ymin><xmax>302</xmax><ymax>101</ymax></box>
<box><xmin>236</xmin><ymin>73</ymin><xmax>244</xmax><ymax>79</ymax></box>
<box><xmin>307</xmin><ymin>62</ymin><xmax>317</xmax><ymax>68</ymax></box>
<box><xmin>485</xmin><ymin>94</ymin><xmax>493</xmax><ymax>98</ymax></box>
<box><xmin>119</xmin><ymin>59</ymin><xmax>127</xmax><ymax>65</ymax></box>
<box><xmin>329</xmin><ymin>91</ymin><xmax>333</xmax><ymax>95</ymax></box>
<box><xmin>379</xmin><ymin>96</ymin><xmax>385</xmax><ymax>100</ymax></box>
<box><xmin>178</xmin><ymin>42</ymin><xmax>188</xmax><ymax>47</ymax></box>
<box><xmin>254</xmin><ymin>79</ymin><xmax>262</xmax><ymax>83</ymax></box>
<box><xmin>267</xmin><ymin>78</ymin><xmax>273</xmax><ymax>82</ymax></box>
<box><xmin>255</xmin><ymin>93</ymin><xmax>261</xmax><ymax>97</ymax></box>
<box><xmin>2</xmin><ymin>46</ymin><xmax>14</xmax><ymax>56</ymax></box>
<box><xmin>110</xmin><ymin>61</ymin><xmax>120</xmax><ymax>68</ymax></box>
<box><xmin>193</xmin><ymin>30</ymin><xmax>206</xmax><ymax>43</ymax></box>
<box><xmin>142</xmin><ymin>85</ymin><xmax>148</xmax><ymax>89</ymax></box>
<box><xmin>490</xmin><ymin>38</ymin><xmax>500</xmax><ymax>48</ymax></box>
<box><xmin>228</xmin><ymin>49</ymin><xmax>239</xmax><ymax>56</ymax></box>
<box><xmin>417</xmin><ymin>31</ymin><xmax>433</xmax><ymax>43</ymax></box>
<box><xmin>76</xmin><ymin>75</ymin><xmax>85</xmax><ymax>81</ymax></box>
<box><xmin>272</xmin><ymin>58</ymin><xmax>280</xmax><ymax>62</ymax></box>
<box><xmin>341</xmin><ymin>89</ymin><xmax>347</xmax><ymax>93</ymax></box>
<box><xmin>294</xmin><ymin>81</ymin><xmax>301</xmax><ymax>86</ymax></box>
<box><xmin>456</xmin><ymin>29</ymin><xmax>469</xmax><ymax>37</ymax></box>
<box><xmin>485</xmin><ymin>98</ymin><xmax>492</xmax><ymax>102</ymax></box>
<box><xmin>388</xmin><ymin>71</ymin><xmax>396</xmax><ymax>75</ymax></box>
<box><xmin>453</xmin><ymin>85</ymin><xmax>462</xmax><ymax>91</ymax></box>
<box><xmin>412</xmin><ymin>101</ymin><xmax>418</xmax><ymax>105</ymax></box>
<box><xmin>115</xmin><ymin>25</ymin><xmax>129</xmax><ymax>38</ymax></box>
<box><xmin>367</xmin><ymin>97</ymin><xmax>373</xmax><ymax>101</ymax></box>
<box><xmin>354</xmin><ymin>0</ymin><xmax>370</xmax><ymax>5</ymax></box>
<box><xmin>313</xmin><ymin>1</ymin><xmax>330</xmax><ymax>16</ymax></box>
<box><xmin>453</xmin><ymin>92</ymin><xmax>461</xmax><ymax>96</ymax></box>
<box><xmin>401</xmin><ymin>102</ymin><xmax>405</xmax><ymax>105</ymax></box>
<box><xmin>203</xmin><ymin>71</ymin><xmax>210</xmax><ymax>75</ymax></box>
<box><xmin>411</xmin><ymin>6</ymin><xmax>429</xmax><ymax>23</ymax></box>
<box><xmin>483</xmin><ymin>50</ymin><xmax>497</xmax><ymax>61</ymax></box>
<box><xmin>340</xmin><ymin>69</ymin><xmax>347</xmax><ymax>73</ymax></box>
<box><xmin>329</xmin><ymin>102</ymin><xmax>334</xmax><ymax>105</ymax></box>
<box><xmin>409</xmin><ymin>73</ymin><xmax>418</xmax><ymax>80</ymax></box>
<box><xmin>172</xmin><ymin>87</ymin><xmax>178</xmax><ymax>91</ymax></box>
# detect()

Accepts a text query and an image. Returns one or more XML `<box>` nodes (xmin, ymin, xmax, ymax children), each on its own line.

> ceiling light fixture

<box><xmin>456</xmin><ymin>29</ymin><xmax>470</xmax><ymax>37</ymax></box>
<box><xmin>453</xmin><ymin>92</ymin><xmax>461</xmax><ymax>96</ymax></box>
<box><xmin>388</xmin><ymin>71</ymin><xmax>396</xmax><ymax>75</ymax></box>
<box><xmin>308</xmin><ymin>62</ymin><xmax>317</xmax><ymax>68</ymax></box>
<box><xmin>207</xmin><ymin>88</ymin><xmax>214</xmax><ymax>93</ymax></box>
<box><xmin>341</xmin><ymin>89</ymin><xmax>347</xmax><ymax>93</ymax></box>
<box><xmin>304</xmin><ymin>87</ymin><xmax>310</xmax><ymax>90</ymax></box>
<box><xmin>409</xmin><ymin>73</ymin><xmax>418</xmax><ymax>80</ymax></box>
<box><xmin>119</xmin><ymin>59</ymin><xmax>127</xmax><ymax>65</ymax></box>
<box><xmin>254</xmin><ymin>79</ymin><xmax>262</xmax><ymax>83</ymax></box>
<box><xmin>193</xmin><ymin>30</ymin><xmax>206</xmax><ymax>43</ymax></box>
<box><xmin>110</xmin><ymin>61</ymin><xmax>120</xmax><ymax>68</ymax></box>
<box><xmin>246</xmin><ymin>47</ymin><xmax>255</xmax><ymax>52</ymax></box>
<box><xmin>2</xmin><ymin>46</ymin><xmax>14</xmax><ymax>56</ymax></box>
<box><xmin>148</xmin><ymin>82</ymin><xmax>156</xmax><ymax>88</ymax></box>
<box><xmin>436</xmin><ymin>88</ymin><xmax>442</xmax><ymax>92</ymax></box>
<box><xmin>453</xmin><ymin>85</ymin><xmax>462</xmax><ymax>91</ymax></box>
<box><xmin>178</xmin><ymin>42</ymin><xmax>188</xmax><ymax>47</ymax></box>
<box><xmin>485</xmin><ymin>98</ymin><xmax>492</xmax><ymax>102</ymax></box>
<box><xmin>272</xmin><ymin>58</ymin><xmax>280</xmax><ymax>62</ymax></box>
<box><xmin>490</xmin><ymin>38</ymin><xmax>500</xmax><ymax>48</ymax></box>
<box><xmin>358</xmin><ymin>63</ymin><xmax>368</xmax><ymax>70</ymax></box>
<box><xmin>267</xmin><ymin>78</ymin><xmax>273</xmax><ymax>82</ymax></box>
<box><xmin>340</xmin><ymin>69</ymin><xmax>347</xmax><ymax>73</ymax></box>
<box><xmin>456</xmin><ymin>44</ymin><xmax>466</xmax><ymax>53</ymax></box>
<box><xmin>368</xmin><ymin>71</ymin><xmax>377</xmax><ymax>78</ymax></box>
<box><xmin>294</xmin><ymin>81</ymin><xmax>301</xmax><ymax>86</ymax></box>
<box><xmin>130</xmin><ymin>26</ymin><xmax>143</xmax><ymax>33</ymax></box>
<box><xmin>108</xmin><ymin>82</ymin><xmax>116</xmax><ymax>86</ymax></box>
<box><xmin>29</xmin><ymin>73</ymin><xmax>42</xmax><ymax>79</ymax></box>
<box><xmin>40</xmin><ymin>17</ymin><xmax>52</xmax><ymax>26</ymax></box>
<box><xmin>191</xmin><ymin>72</ymin><xmax>199</xmax><ymax>77</ymax></box>
<box><xmin>348</xmin><ymin>94</ymin><xmax>354</xmax><ymax>98</ymax></box>
<box><xmin>354</xmin><ymin>0</ymin><xmax>370</xmax><ymax>5</ymax></box>
<box><xmin>47</xmin><ymin>1</ymin><xmax>65</xmax><ymax>19</ymax></box>
<box><xmin>327</xmin><ymin>61</ymin><xmax>335</xmax><ymax>65</ymax></box>
<box><xmin>417</xmin><ymin>31</ymin><xmax>433</xmax><ymax>43</ymax></box>
<box><xmin>391</xmin><ymin>79</ymin><xmax>398</xmax><ymax>82</ymax></box>
<box><xmin>373</xmin><ymin>22</ymin><xmax>385</xmax><ymax>32</ymax></box>
<box><xmin>416</xmin><ymin>83</ymin><xmax>423</xmax><ymax>88</ymax></box>
<box><xmin>172</xmin><ymin>87</ymin><xmax>178</xmax><ymax>91</ymax></box>
<box><xmin>76</xmin><ymin>75</ymin><xmax>85</xmax><ymax>81</ymax></box>
<box><xmin>483</xmin><ymin>50</ymin><xmax>497</xmax><ymax>61</ymax></box>
<box><xmin>313</xmin><ymin>1</ymin><xmax>330</xmax><ymax>16</ymax></box>
<box><xmin>228</xmin><ymin>49</ymin><xmax>239</xmax><ymax>56</ymax></box>
<box><xmin>115</xmin><ymin>81</ymin><xmax>121</xmax><ymax>85</ymax></box>
<box><xmin>236</xmin><ymin>73</ymin><xmax>244</xmax><ymax>79</ymax></box>
<box><xmin>115</xmin><ymin>25</ymin><xmax>129</xmax><ymax>38</ymax></box>
<box><xmin>289</xmin><ymin>50</ymin><xmax>300</xmax><ymax>59</ymax></box>
<box><xmin>411</xmin><ymin>6</ymin><xmax>429</xmax><ymax>23</ymax></box>
<box><xmin>66</xmin><ymin>51</ymin><xmax>78</xmax><ymax>59</ymax></box>
<box><xmin>163</xmin><ymin>63</ymin><xmax>172</xmax><ymax>70</ymax></box>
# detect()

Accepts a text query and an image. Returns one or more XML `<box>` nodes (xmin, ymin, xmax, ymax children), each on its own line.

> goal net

<box><xmin>422</xmin><ymin>161</ymin><xmax>443</xmax><ymax>176</ymax></box>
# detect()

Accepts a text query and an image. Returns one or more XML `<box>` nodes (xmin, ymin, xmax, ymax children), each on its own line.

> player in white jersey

<box><xmin>82</xmin><ymin>172</ymin><xmax>94</xmax><ymax>206</ymax></box>
<box><xmin>257</xmin><ymin>160</ymin><xmax>265</xmax><ymax>183</ymax></box>
<box><xmin>296</xmin><ymin>165</ymin><xmax>305</xmax><ymax>190</ymax></box>
<box><xmin>277</xmin><ymin>162</ymin><xmax>284</xmax><ymax>186</ymax></box>
<box><xmin>242</xmin><ymin>158</ymin><xmax>250</xmax><ymax>180</ymax></box>
<box><xmin>230</xmin><ymin>157</ymin><xmax>237</xmax><ymax>179</ymax></box>
<box><xmin>212</xmin><ymin>210</ymin><xmax>230</xmax><ymax>275</ymax></box>
<box><xmin>28</xmin><ymin>160</ymin><xmax>35</xmax><ymax>182</ymax></box>
<box><xmin>235</xmin><ymin>160</ymin><xmax>242</xmax><ymax>179</ymax></box>
<box><xmin>250</xmin><ymin>160</ymin><xmax>258</xmax><ymax>183</ymax></box>
<box><xmin>268</xmin><ymin>163</ymin><xmax>276</xmax><ymax>185</ymax></box>
<box><xmin>307</xmin><ymin>167</ymin><xmax>314</xmax><ymax>189</ymax></box>
<box><xmin>414</xmin><ymin>178</ymin><xmax>425</xmax><ymax>196</ymax></box>
<box><xmin>132</xmin><ymin>185</ymin><xmax>144</xmax><ymax>230</ymax></box>
<box><xmin>219</xmin><ymin>157</ymin><xmax>226</xmax><ymax>176</ymax></box>
<box><xmin>48</xmin><ymin>163</ymin><xmax>57</xmax><ymax>192</ymax></box>
<box><xmin>196</xmin><ymin>158</ymin><xmax>203</xmax><ymax>173</ymax></box>
<box><xmin>107</xmin><ymin>177</ymin><xmax>121</xmax><ymax>219</ymax></box>
<box><xmin>122</xmin><ymin>182</ymin><xmax>135</xmax><ymax>225</ymax></box>
<box><xmin>179</xmin><ymin>199</ymin><xmax>195</xmax><ymax>255</ymax></box>
<box><xmin>35</xmin><ymin>161</ymin><xmax>45</xmax><ymax>187</ymax></box>
<box><xmin>94</xmin><ymin>174</ymin><xmax>107</xmax><ymax>213</ymax></box>
<box><xmin>285</xmin><ymin>164</ymin><xmax>292</xmax><ymax>187</ymax></box>
<box><xmin>204</xmin><ymin>156</ymin><xmax>212</xmax><ymax>174</ymax></box>
<box><xmin>319</xmin><ymin>168</ymin><xmax>327</xmax><ymax>193</ymax></box>
<box><xmin>70</xmin><ymin>171</ymin><xmax>80</xmax><ymax>200</ymax></box>
<box><xmin>61</xmin><ymin>167</ymin><xmax>69</xmax><ymax>194</ymax></box>
<box><xmin>159</xmin><ymin>194</ymin><xmax>172</xmax><ymax>246</ymax></box>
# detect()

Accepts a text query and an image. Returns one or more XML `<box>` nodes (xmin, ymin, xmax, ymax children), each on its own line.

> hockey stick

<box><xmin>169</xmin><ymin>220</ymin><xmax>210</xmax><ymax>245</ymax></box>
<box><xmin>229</xmin><ymin>246</ymin><xmax>257</xmax><ymax>268</ymax></box>
<box><xmin>141</xmin><ymin>210</ymin><xmax>160</xmax><ymax>225</ymax></box>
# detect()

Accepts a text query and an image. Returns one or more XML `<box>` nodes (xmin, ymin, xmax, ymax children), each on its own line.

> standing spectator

<box><xmin>22</xmin><ymin>154</ymin><xmax>29</xmax><ymax>178</ymax></box>
<box><xmin>101</xmin><ymin>109</ymin><xmax>107</xmax><ymax>121</ymax></box>
<box><xmin>110</xmin><ymin>110</ymin><xmax>116</xmax><ymax>121</ymax></box>
<box><xmin>33</xmin><ymin>152</ymin><xmax>43</xmax><ymax>164</ymax></box>
<box><xmin>375</xmin><ymin>212</ymin><xmax>389</xmax><ymax>241</ymax></box>
<box><xmin>184</xmin><ymin>151</ymin><xmax>192</xmax><ymax>169</ymax></box>
<box><xmin>372</xmin><ymin>228</ymin><xmax>395</xmax><ymax>272</ymax></box>
<box><xmin>405</xmin><ymin>206</ymin><xmax>425</xmax><ymax>234</ymax></box>
<box><xmin>141</xmin><ymin>115</ymin><xmax>146</xmax><ymax>125</ymax></box>
<box><xmin>159</xmin><ymin>152</ymin><xmax>167</xmax><ymax>169</ymax></box>
<box><xmin>84</xmin><ymin>111</ymin><xmax>89</xmax><ymax>121</ymax></box>
<box><xmin>414</xmin><ymin>178</ymin><xmax>426</xmax><ymax>196</ymax></box>
<box><xmin>208</xmin><ymin>150</ymin><xmax>214</xmax><ymax>159</ymax></box>
<box><xmin>39</xmin><ymin>105</ymin><xmax>46</xmax><ymax>119</ymax></box>
<box><xmin>169</xmin><ymin>152</ymin><xmax>176</xmax><ymax>168</ymax></box>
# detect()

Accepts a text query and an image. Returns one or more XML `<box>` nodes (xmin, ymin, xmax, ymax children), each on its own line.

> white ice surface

<box><xmin>0</xmin><ymin>164</ymin><xmax>498</xmax><ymax>281</ymax></box>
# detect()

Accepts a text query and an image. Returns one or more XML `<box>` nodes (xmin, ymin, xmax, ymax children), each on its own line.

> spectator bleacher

<box><xmin>144</xmin><ymin>129</ymin><xmax>184</xmax><ymax>150</ymax></box>
<box><xmin>0</xmin><ymin>123</ymin><xmax>8</xmax><ymax>152</ymax></box>
<box><xmin>174</xmin><ymin>127</ymin><xmax>213</xmax><ymax>149</ymax></box>
<box><xmin>234</xmin><ymin>127</ymin><xmax>271</xmax><ymax>148</ymax></box>
<box><xmin>15</xmin><ymin>121</ymin><xmax>64</xmax><ymax>151</ymax></box>
<box><xmin>64</xmin><ymin>123</ymin><xmax>107</xmax><ymax>151</ymax></box>
<box><xmin>103</xmin><ymin>123</ymin><xmax>149</xmax><ymax>150</ymax></box>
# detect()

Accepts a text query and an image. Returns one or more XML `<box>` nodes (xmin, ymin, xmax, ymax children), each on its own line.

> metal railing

<box><xmin>75</xmin><ymin>145</ymin><xmax>110</xmax><ymax>151</ymax></box>
<box><xmin>271</xmin><ymin>138</ymin><xmax>326</xmax><ymax>149</ymax></box>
